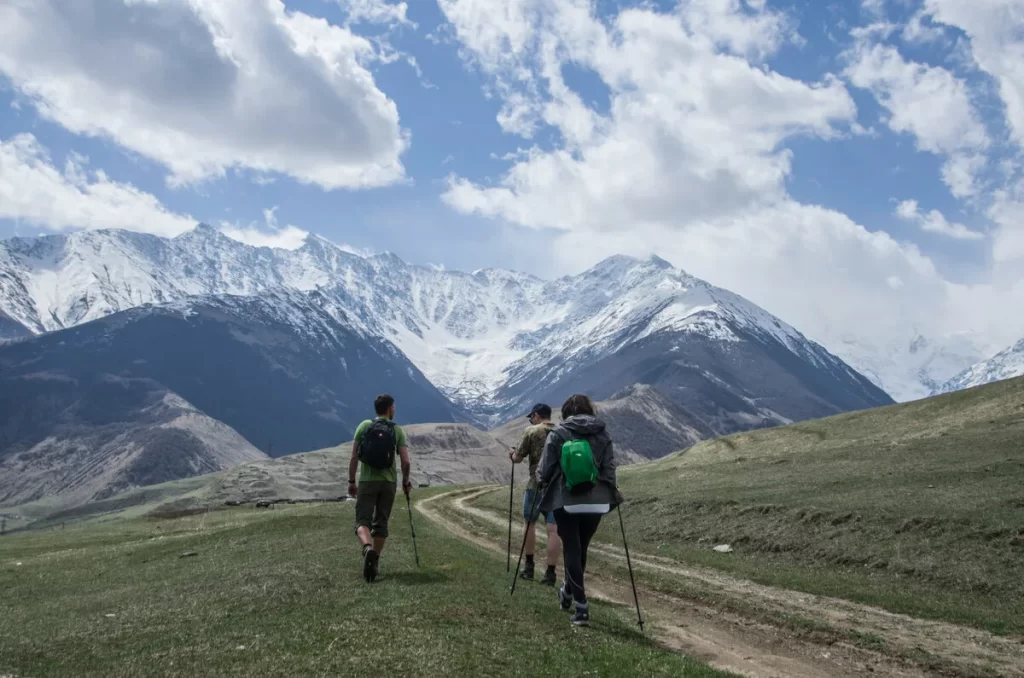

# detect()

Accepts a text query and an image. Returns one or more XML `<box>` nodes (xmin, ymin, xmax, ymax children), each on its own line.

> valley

<box><xmin>3</xmin><ymin>376</ymin><xmax>1022</xmax><ymax>677</ymax></box>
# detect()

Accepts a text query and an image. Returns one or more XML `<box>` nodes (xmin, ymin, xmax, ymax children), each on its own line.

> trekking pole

<box><xmin>405</xmin><ymin>492</ymin><xmax>420</xmax><ymax>568</ymax></box>
<box><xmin>616</xmin><ymin>504</ymin><xmax>644</xmax><ymax>633</ymax></box>
<box><xmin>507</xmin><ymin>459</ymin><xmax>515</xmax><ymax>572</ymax></box>
<box><xmin>510</xmin><ymin>486</ymin><xmax>544</xmax><ymax>596</ymax></box>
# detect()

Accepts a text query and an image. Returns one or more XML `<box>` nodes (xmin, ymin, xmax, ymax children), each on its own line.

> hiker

<box><xmin>348</xmin><ymin>394</ymin><xmax>412</xmax><ymax>582</ymax></box>
<box><xmin>509</xmin><ymin>403</ymin><xmax>561</xmax><ymax>585</ymax></box>
<box><xmin>537</xmin><ymin>394</ymin><xmax>623</xmax><ymax>626</ymax></box>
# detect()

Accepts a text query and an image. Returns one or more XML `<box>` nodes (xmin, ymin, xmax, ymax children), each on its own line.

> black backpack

<box><xmin>358</xmin><ymin>419</ymin><xmax>397</xmax><ymax>469</ymax></box>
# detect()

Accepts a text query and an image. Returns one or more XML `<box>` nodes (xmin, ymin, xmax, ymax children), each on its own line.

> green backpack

<box><xmin>560</xmin><ymin>438</ymin><xmax>598</xmax><ymax>494</ymax></box>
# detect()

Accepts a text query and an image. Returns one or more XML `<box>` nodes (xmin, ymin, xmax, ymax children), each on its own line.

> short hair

<box><xmin>374</xmin><ymin>394</ymin><xmax>395</xmax><ymax>416</ymax></box>
<box><xmin>561</xmin><ymin>393</ymin><xmax>596</xmax><ymax>420</ymax></box>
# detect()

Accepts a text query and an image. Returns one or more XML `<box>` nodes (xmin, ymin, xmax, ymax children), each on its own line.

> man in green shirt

<box><xmin>348</xmin><ymin>394</ymin><xmax>411</xmax><ymax>583</ymax></box>
<box><xmin>510</xmin><ymin>403</ymin><xmax>561</xmax><ymax>585</ymax></box>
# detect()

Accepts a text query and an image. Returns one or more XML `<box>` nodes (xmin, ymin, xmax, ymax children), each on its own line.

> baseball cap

<box><xmin>527</xmin><ymin>403</ymin><xmax>552</xmax><ymax>419</ymax></box>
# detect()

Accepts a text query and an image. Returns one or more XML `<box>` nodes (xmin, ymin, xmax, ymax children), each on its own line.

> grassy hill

<box><xmin>0</xmin><ymin>495</ymin><xmax>727</xmax><ymax>678</ymax></box>
<box><xmin>478</xmin><ymin>375</ymin><xmax>1024</xmax><ymax>637</ymax></box>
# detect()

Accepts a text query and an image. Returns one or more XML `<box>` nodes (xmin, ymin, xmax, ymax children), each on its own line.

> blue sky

<box><xmin>1</xmin><ymin>0</ymin><xmax>1023</xmax><ymax>357</ymax></box>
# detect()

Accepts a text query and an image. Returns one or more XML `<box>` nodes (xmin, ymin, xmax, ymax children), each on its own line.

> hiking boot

<box><xmin>363</xmin><ymin>547</ymin><xmax>379</xmax><ymax>582</ymax></box>
<box><xmin>541</xmin><ymin>567</ymin><xmax>557</xmax><ymax>586</ymax></box>
<box><xmin>558</xmin><ymin>584</ymin><xmax>572</xmax><ymax>611</ymax></box>
<box><xmin>569</xmin><ymin>602</ymin><xmax>590</xmax><ymax>627</ymax></box>
<box><xmin>519</xmin><ymin>562</ymin><xmax>535</xmax><ymax>580</ymax></box>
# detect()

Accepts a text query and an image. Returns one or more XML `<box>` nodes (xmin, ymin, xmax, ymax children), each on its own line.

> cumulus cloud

<box><xmin>924</xmin><ymin>0</ymin><xmax>1024</xmax><ymax>148</ymax></box>
<box><xmin>336</xmin><ymin>0</ymin><xmax>412</xmax><ymax>27</ymax></box>
<box><xmin>0</xmin><ymin>134</ymin><xmax>196</xmax><ymax>236</ymax></box>
<box><xmin>435</xmin><ymin>0</ymin><xmax>1024</xmax><ymax>381</ymax></box>
<box><xmin>220</xmin><ymin>207</ymin><xmax>310</xmax><ymax>250</ymax></box>
<box><xmin>441</xmin><ymin>0</ymin><xmax>856</xmax><ymax>230</ymax></box>
<box><xmin>844</xmin><ymin>35</ymin><xmax>990</xmax><ymax>198</ymax></box>
<box><xmin>921</xmin><ymin>0</ymin><xmax>1024</xmax><ymax>267</ymax></box>
<box><xmin>0</xmin><ymin>0</ymin><xmax>409</xmax><ymax>190</ymax></box>
<box><xmin>902</xmin><ymin>10</ymin><xmax>948</xmax><ymax>44</ymax></box>
<box><xmin>895</xmin><ymin>199</ymin><xmax>984</xmax><ymax>240</ymax></box>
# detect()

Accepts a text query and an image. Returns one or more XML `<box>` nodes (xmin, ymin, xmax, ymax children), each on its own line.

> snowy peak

<box><xmin>937</xmin><ymin>338</ymin><xmax>1024</xmax><ymax>394</ymax></box>
<box><xmin>1</xmin><ymin>228</ymin><xmax>887</xmax><ymax>419</ymax></box>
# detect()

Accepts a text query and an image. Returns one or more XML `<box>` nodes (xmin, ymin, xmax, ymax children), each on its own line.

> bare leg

<box><xmin>524</xmin><ymin>519</ymin><xmax>537</xmax><ymax>556</ymax></box>
<box><xmin>545</xmin><ymin>522</ymin><xmax>561</xmax><ymax>568</ymax></box>
<box><xmin>356</xmin><ymin>525</ymin><xmax>372</xmax><ymax>548</ymax></box>
<box><xmin>373</xmin><ymin>536</ymin><xmax>386</xmax><ymax>555</ymax></box>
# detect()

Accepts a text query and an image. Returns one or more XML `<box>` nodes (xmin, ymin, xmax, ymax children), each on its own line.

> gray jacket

<box><xmin>537</xmin><ymin>415</ymin><xmax>624</xmax><ymax>514</ymax></box>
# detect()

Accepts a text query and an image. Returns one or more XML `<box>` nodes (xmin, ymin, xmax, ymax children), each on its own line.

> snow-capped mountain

<box><xmin>936</xmin><ymin>338</ymin><xmax>1024</xmax><ymax>394</ymax></box>
<box><xmin>0</xmin><ymin>287</ymin><xmax>467</xmax><ymax>460</ymax></box>
<box><xmin>827</xmin><ymin>332</ymin><xmax>989</xmax><ymax>403</ymax></box>
<box><xmin>0</xmin><ymin>225</ymin><xmax>891</xmax><ymax>423</ymax></box>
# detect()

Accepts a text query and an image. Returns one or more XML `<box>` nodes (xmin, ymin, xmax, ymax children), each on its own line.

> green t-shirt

<box><xmin>354</xmin><ymin>417</ymin><xmax>408</xmax><ymax>483</ymax></box>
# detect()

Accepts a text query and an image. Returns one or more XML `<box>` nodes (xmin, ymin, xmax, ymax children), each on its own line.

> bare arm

<box><xmin>348</xmin><ymin>440</ymin><xmax>359</xmax><ymax>482</ymax></box>
<box><xmin>510</xmin><ymin>429</ymin><xmax>530</xmax><ymax>462</ymax></box>
<box><xmin>399</xmin><ymin>446</ymin><xmax>411</xmax><ymax>483</ymax></box>
<box><xmin>347</xmin><ymin>440</ymin><xmax>360</xmax><ymax>497</ymax></box>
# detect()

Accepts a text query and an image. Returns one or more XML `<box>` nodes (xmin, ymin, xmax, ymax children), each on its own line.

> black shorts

<box><xmin>354</xmin><ymin>480</ymin><xmax>398</xmax><ymax>538</ymax></box>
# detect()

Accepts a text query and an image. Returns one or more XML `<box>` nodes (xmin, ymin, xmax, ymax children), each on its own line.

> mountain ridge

<box><xmin>937</xmin><ymin>337</ymin><xmax>1024</xmax><ymax>394</ymax></box>
<box><xmin>0</xmin><ymin>225</ymin><xmax>894</xmax><ymax>423</ymax></box>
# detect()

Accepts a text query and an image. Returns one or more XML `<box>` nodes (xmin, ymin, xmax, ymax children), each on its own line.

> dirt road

<box><xmin>419</xmin><ymin>486</ymin><xmax>1024</xmax><ymax>678</ymax></box>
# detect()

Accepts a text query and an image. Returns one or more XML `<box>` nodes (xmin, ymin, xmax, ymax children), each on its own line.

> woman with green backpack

<box><xmin>536</xmin><ymin>393</ymin><xmax>624</xmax><ymax>626</ymax></box>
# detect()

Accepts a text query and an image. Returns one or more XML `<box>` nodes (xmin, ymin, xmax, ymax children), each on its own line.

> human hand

<box><xmin>347</xmin><ymin>481</ymin><xmax>357</xmax><ymax>497</ymax></box>
<box><xmin>402</xmin><ymin>480</ymin><xmax>412</xmax><ymax>496</ymax></box>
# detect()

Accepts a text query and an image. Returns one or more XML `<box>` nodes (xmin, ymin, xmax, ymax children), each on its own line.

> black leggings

<box><xmin>554</xmin><ymin>509</ymin><xmax>603</xmax><ymax>604</ymax></box>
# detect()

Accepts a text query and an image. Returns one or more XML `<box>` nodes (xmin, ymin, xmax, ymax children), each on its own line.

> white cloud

<box><xmin>435</xmin><ymin>0</ymin><xmax>1024</xmax><ymax>380</ymax></box>
<box><xmin>895</xmin><ymin>199</ymin><xmax>984</xmax><ymax>240</ymax></box>
<box><xmin>924</xmin><ymin>0</ymin><xmax>1024</xmax><ymax>148</ymax></box>
<box><xmin>0</xmin><ymin>0</ymin><xmax>408</xmax><ymax>190</ymax></box>
<box><xmin>219</xmin><ymin>207</ymin><xmax>310</xmax><ymax>250</ymax></box>
<box><xmin>862</xmin><ymin>0</ymin><xmax>888</xmax><ymax>16</ymax></box>
<box><xmin>336</xmin><ymin>0</ymin><xmax>412</xmax><ymax>27</ymax></box>
<box><xmin>902</xmin><ymin>10</ymin><xmax>947</xmax><ymax>44</ymax></box>
<box><xmin>441</xmin><ymin>0</ymin><xmax>856</xmax><ymax>229</ymax></box>
<box><xmin>918</xmin><ymin>1</ymin><xmax>1024</xmax><ymax>267</ymax></box>
<box><xmin>0</xmin><ymin>134</ymin><xmax>196</xmax><ymax>236</ymax></box>
<box><xmin>844</xmin><ymin>37</ymin><xmax>990</xmax><ymax>197</ymax></box>
<box><xmin>990</xmin><ymin>181</ymin><xmax>1024</xmax><ymax>264</ymax></box>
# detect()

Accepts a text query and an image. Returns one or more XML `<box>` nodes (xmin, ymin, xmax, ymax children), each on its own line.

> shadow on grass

<box><xmin>590</xmin><ymin>616</ymin><xmax>653</xmax><ymax>647</ymax></box>
<box><xmin>384</xmin><ymin>570</ymin><xmax>451</xmax><ymax>586</ymax></box>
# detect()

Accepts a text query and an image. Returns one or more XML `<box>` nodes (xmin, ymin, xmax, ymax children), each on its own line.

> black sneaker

<box><xmin>363</xmin><ymin>547</ymin><xmax>379</xmax><ymax>582</ymax></box>
<box><xmin>570</xmin><ymin>602</ymin><xmax>590</xmax><ymax>627</ymax></box>
<box><xmin>558</xmin><ymin>584</ymin><xmax>573</xmax><ymax>611</ymax></box>
<box><xmin>519</xmin><ymin>563</ymin><xmax>535</xmax><ymax>580</ymax></box>
<box><xmin>541</xmin><ymin>567</ymin><xmax>557</xmax><ymax>586</ymax></box>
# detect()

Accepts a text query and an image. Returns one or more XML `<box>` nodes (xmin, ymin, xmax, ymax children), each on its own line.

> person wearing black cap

<box><xmin>510</xmin><ymin>403</ymin><xmax>561</xmax><ymax>584</ymax></box>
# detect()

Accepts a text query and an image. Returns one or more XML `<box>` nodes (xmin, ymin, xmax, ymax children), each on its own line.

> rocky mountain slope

<box><xmin>937</xmin><ymin>337</ymin><xmax>1024</xmax><ymax>394</ymax></box>
<box><xmin>0</xmin><ymin>226</ymin><xmax>893</xmax><ymax>423</ymax></box>
<box><xmin>9</xmin><ymin>424</ymin><xmax>514</xmax><ymax>526</ymax></box>
<box><xmin>0</xmin><ymin>383</ymin><xmax>266</xmax><ymax>510</ymax></box>
<box><xmin>491</xmin><ymin>384</ymin><xmax>770</xmax><ymax>463</ymax></box>
<box><xmin>200</xmin><ymin>422</ymin><xmax>512</xmax><ymax>506</ymax></box>
<box><xmin>0</xmin><ymin>225</ymin><xmax>899</xmax><ymax>515</ymax></box>
<box><xmin>0</xmin><ymin>288</ymin><xmax>467</xmax><ymax>506</ymax></box>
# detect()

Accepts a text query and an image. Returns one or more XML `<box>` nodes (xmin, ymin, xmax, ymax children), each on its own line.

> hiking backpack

<box><xmin>560</xmin><ymin>438</ymin><xmax>598</xmax><ymax>494</ymax></box>
<box><xmin>358</xmin><ymin>419</ymin><xmax>397</xmax><ymax>470</ymax></box>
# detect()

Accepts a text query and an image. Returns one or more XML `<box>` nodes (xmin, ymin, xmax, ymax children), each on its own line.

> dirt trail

<box><xmin>419</xmin><ymin>487</ymin><xmax>1024</xmax><ymax>678</ymax></box>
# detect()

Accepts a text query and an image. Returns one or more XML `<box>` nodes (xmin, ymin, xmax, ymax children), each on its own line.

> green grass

<box><xmin>479</xmin><ymin>376</ymin><xmax>1024</xmax><ymax>636</ymax></box>
<box><xmin>0</xmin><ymin>494</ymin><xmax>732</xmax><ymax>678</ymax></box>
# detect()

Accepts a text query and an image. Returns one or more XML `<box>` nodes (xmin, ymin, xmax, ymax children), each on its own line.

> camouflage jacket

<box><xmin>516</xmin><ymin>421</ymin><xmax>555</xmax><ymax>490</ymax></box>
